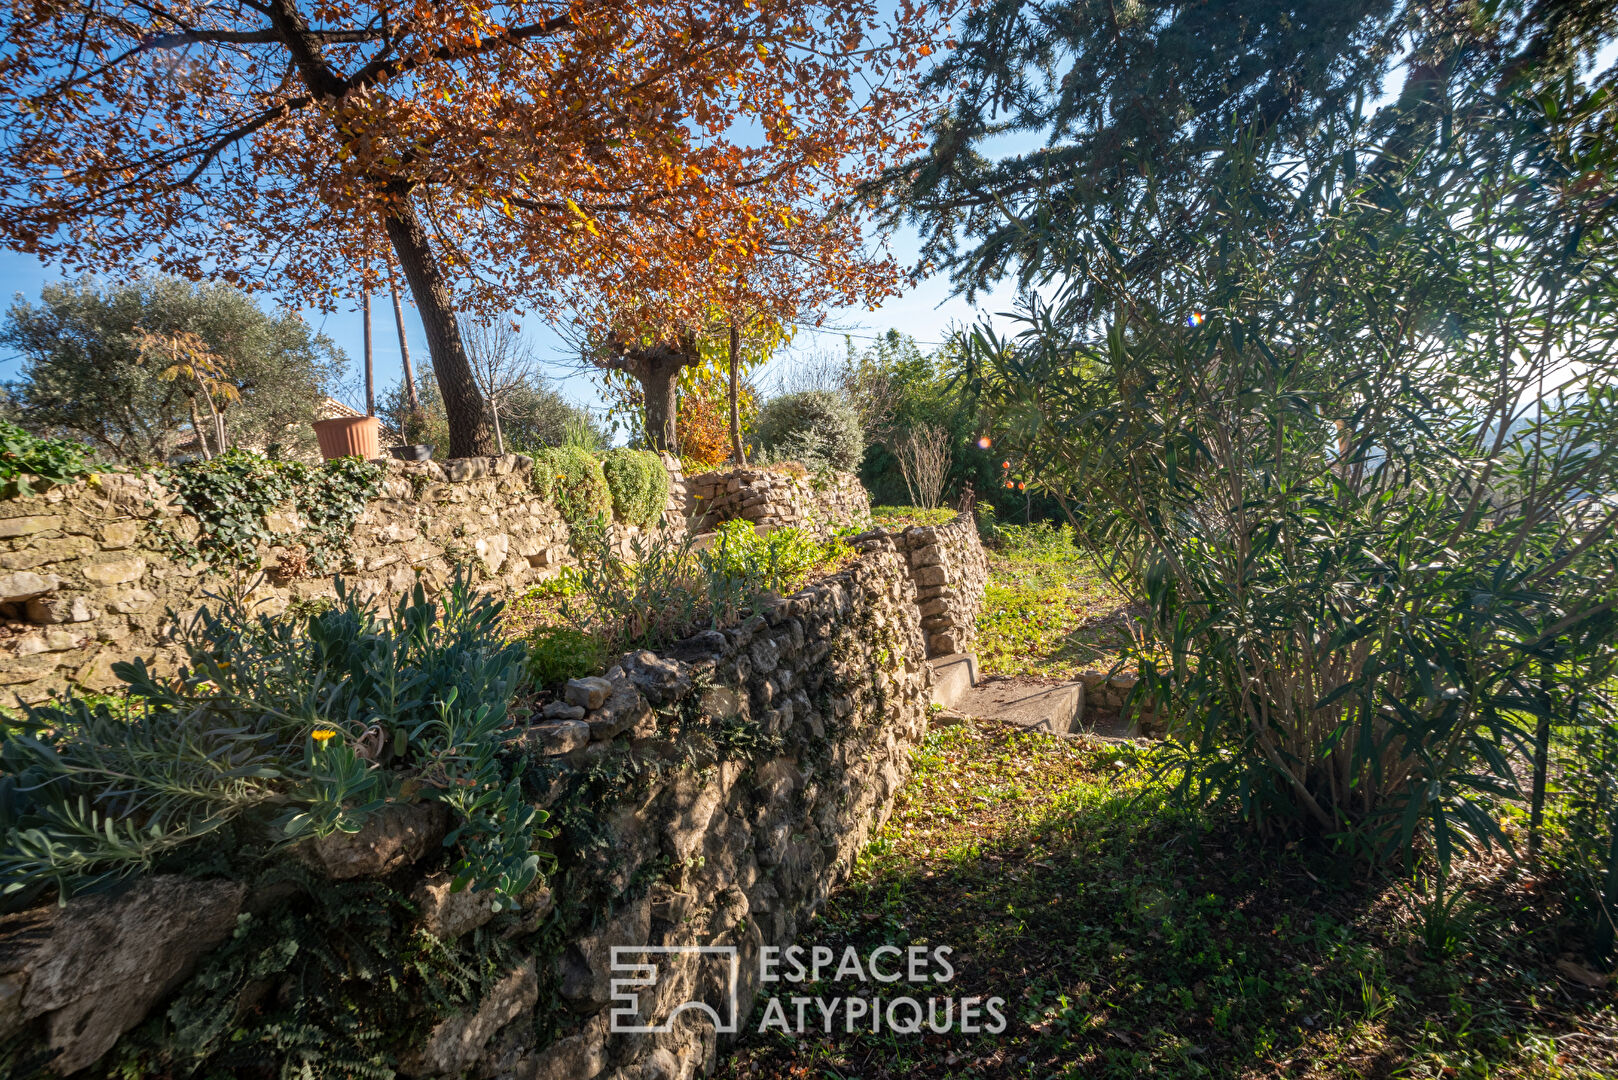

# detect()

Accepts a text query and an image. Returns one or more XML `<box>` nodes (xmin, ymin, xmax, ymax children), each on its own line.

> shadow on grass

<box><xmin>720</xmin><ymin>722</ymin><xmax>1616</xmax><ymax>1080</ymax></box>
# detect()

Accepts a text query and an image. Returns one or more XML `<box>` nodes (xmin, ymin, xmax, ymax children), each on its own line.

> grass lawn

<box><xmin>719</xmin><ymin>719</ymin><xmax>1618</xmax><ymax>1080</ymax></box>
<box><xmin>975</xmin><ymin>525</ymin><xmax>1137</xmax><ymax>679</ymax></box>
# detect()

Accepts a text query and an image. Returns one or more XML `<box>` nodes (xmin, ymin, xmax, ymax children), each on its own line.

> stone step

<box><xmin>956</xmin><ymin>676</ymin><xmax>1084</xmax><ymax>734</ymax></box>
<box><xmin>927</xmin><ymin>652</ymin><xmax>978</xmax><ymax>709</ymax></box>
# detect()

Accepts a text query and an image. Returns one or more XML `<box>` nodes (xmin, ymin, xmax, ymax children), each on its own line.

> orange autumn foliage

<box><xmin>677</xmin><ymin>376</ymin><xmax>759</xmax><ymax>469</ymax></box>
<box><xmin>0</xmin><ymin>1</ymin><xmax>945</xmax><ymax>455</ymax></box>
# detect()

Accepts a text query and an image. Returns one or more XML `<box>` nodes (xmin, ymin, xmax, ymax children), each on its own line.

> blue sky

<box><xmin>0</xmin><ymin>222</ymin><xmax>1020</xmax><ymax>419</ymax></box>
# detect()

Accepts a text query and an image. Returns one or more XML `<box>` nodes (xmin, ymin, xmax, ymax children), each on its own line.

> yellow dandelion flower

<box><xmin>311</xmin><ymin>728</ymin><xmax>338</xmax><ymax>746</ymax></box>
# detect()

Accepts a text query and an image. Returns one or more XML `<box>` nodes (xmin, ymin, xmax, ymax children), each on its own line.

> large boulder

<box><xmin>0</xmin><ymin>875</ymin><xmax>246</xmax><ymax>1074</ymax></box>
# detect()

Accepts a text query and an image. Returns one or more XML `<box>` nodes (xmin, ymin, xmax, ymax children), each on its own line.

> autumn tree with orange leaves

<box><xmin>0</xmin><ymin>0</ymin><xmax>939</xmax><ymax>456</ymax></box>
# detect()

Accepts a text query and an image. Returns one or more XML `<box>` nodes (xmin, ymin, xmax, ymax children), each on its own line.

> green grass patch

<box><xmin>976</xmin><ymin>523</ymin><xmax>1135</xmax><ymax>678</ymax></box>
<box><xmin>873</xmin><ymin>505</ymin><xmax>960</xmax><ymax>528</ymax></box>
<box><xmin>720</xmin><ymin>718</ymin><xmax>1618</xmax><ymax>1080</ymax></box>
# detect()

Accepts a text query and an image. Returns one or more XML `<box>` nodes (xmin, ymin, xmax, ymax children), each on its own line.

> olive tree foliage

<box><xmin>379</xmin><ymin>373</ymin><xmax>601</xmax><ymax>462</ymax></box>
<box><xmin>962</xmin><ymin>39</ymin><xmax>1618</xmax><ymax>873</ymax></box>
<box><xmin>1</xmin><ymin>277</ymin><xmax>346</xmax><ymax>463</ymax></box>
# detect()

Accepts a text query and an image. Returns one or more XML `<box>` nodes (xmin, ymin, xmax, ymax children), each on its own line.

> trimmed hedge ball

<box><xmin>602</xmin><ymin>449</ymin><xmax>670</xmax><ymax>529</ymax></box>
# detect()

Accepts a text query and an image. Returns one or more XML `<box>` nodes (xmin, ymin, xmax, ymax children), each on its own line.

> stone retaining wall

<box><xmin>4</xmin><ymin>452</ymin><xmax>726</xmax><ymax>706</ymax></box>
<box><xmin>0</xmin><ymin>537</ymin><xmax>936</xmax><ymax>1078</ymax></box>
<box><xmin>685</xmin><ymin>467</ymin><xmax>870</xmax><ymax>538</ymax></box>
<box><xmin>865</xmin><ymin>513</ymin><xmax>989</xmax><ymax>658</ymax></box>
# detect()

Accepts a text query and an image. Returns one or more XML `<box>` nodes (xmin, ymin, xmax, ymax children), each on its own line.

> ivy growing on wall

<box><xmin>0</xmin><ymin>419</ymin><xmax>101</xmax><ymax>498</ymax></box>
<box><xmin>150</xmin><ymin>448</ymin><xmax>383</xmax><ymax>573</ymax></box>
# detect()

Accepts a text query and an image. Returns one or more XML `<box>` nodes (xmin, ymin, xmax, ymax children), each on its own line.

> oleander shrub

<box><xmin>531</xmin><ymin>445</ymin><xmax>610</xmax><ymax>525</ymax></box>
<box><xmin>602</xmin><ymin>448</ymin><xmax>669</xmax><ymax>529</ymax></box>
<box><xmin>0</xmin><ymin>419</ymin><xmax>100</xmax><ymax>497</ymax></box>
<box><xmin>754</xmin><ymin>390</ymin><xmax>863</xmax><ymax>472</ymax></box>
<box><xmin>526</xmin><ymin>625</ymin><xmax>606</xmax><ymax>689</ymax></box>
<box><xmin>0</xmin><ymin>573</ymin><xmax>549</xmax><ymax>911</ymax></box>
<box><xmin>967</xmin><ymin>98</ymin><xmax>1618</xmax><ymax>871</ymax></box>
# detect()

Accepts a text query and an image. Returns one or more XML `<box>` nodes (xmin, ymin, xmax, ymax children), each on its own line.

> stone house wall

<box><xmin>0</xmin><ymin>536</ymin><xmax>937</xmax><ymax>1079</ymax></box>
<box><xmin>0</xmin><ymin>452</ymin><xmax>684</xmax><ymax>706</ymax></box>
<box><xmin>865</xmin><ymin>514</ymin><xmax>989</xmax><ymax>658</ymax></box>
<box><xmin>684</xmin><ymin>467</ymin><xmax>871</xmax><ymax>538</ymax></box>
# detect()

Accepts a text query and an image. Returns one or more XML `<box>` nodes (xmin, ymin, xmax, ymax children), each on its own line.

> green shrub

<box><xmin>564</xmin><ymin>516</ymin><xmax>704</xmax><ymax>650</ymax></box>
<box><xmin>965</xmin><ymin>109</ymin><xmax>1618</xmax><ymax>870</ymax></box>
<box><xmin>703</xmin><ymin>521</ymin><xmax>834</xmax><ymax>594</ymax></box>
<box><xmin>0</xmin><ymin>573</ymin><xmax>550</xmax><ymax>911</ymax></box>
<box><xmin>526</xmin><ymin>625</ymin><xmax>606</xmax><ymax>688</ymax></box>
<box><xmin>602</xmin><ymin>448</ymin><xmax>669</xmax><ymax>529</ymax></box>
<box><xmin>531</xmin><ymin>445</ymin><xmax>610</xmax><ymax>524</ymax></box>
<box><xmin>0</xmin><ymin>418</ymin><xmax>100</xmax><ymax>497</ymax></box>
<box><xmin>754</xmin><ymin>390</ymin><xmax>864</xmax><ymax>472</ymax></box>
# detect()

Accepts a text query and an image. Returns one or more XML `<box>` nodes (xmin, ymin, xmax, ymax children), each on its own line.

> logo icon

<box><xmin>609</xmin><ymin>945</ymin><xmax>741</xmax><ymax>1034</ymax></box>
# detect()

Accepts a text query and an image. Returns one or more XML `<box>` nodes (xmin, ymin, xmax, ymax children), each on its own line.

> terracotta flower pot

<box><xmin>312</xmin><ymin>416</ymin><xmax>382</xmax><ymax>461</ymax></box>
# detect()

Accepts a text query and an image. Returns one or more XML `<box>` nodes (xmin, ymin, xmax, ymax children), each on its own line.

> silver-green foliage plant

<box><xmin>754</xmin><ymin>389</ymin><xmax>864</xmax><ymax>472</ymax></box>
<box><xmin>601</xmin><ymin>448</ymin><xmax>670</xmax><ymax>529</ymax></box>
<box><xmin>557</xmin><ymin>517</ymin><xmax>847</xmax><ymax>651</ymax></box>
<box><xmin>0</xmin><ymin>573</ymin><xmax>550</xmax><ymax>910</ymax></box>
<box><xmin>964</xmin><ymin>79</ymin><xmax>1618</xmax><ymax>869</ymax></box>
<box><xmin>563</xmin><ymin>515</ymin><xmax>704</xmax><ymax>650</ymax></box>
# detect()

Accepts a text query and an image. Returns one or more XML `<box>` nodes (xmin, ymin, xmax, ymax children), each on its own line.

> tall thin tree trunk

<box><xmin>728</xmin><ymin>321</ymin><xmax>745</xmax><ymax>464</ymax></box>
<box><xmin>1529</xmin><ymin>656</ymin><xmax>1554</xmax><ymax>863</ymax></box>
<box><xmin>391</xmin><ymin>286</ymin><xmax>421</xmax><ymax>411</ymax></box>
<box><xmin>186</xmin><ymin>396</ymin><xmax>211</xmax><ymax>461</ymax></box>
<box><xmin>196</xmin><ymin>380</ymin><xmax>226</xmax><ymax>457</ymax></box>
<box><xmin>380</xmin><ymin>188</ymin><xmax>495</xmax><ymax>458</ymax></box>
<box><xmin>363</xmin><ymin>292</ymin><xmax>375</xmax><ymax>417</ymax></box>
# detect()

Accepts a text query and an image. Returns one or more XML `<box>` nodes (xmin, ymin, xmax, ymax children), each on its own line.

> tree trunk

<box><xmin>728</xmin><ymin>321</ymin><xmax>746</xmax><ymax>464</ymax></box>
<box><xmin>186</xmin><ymin>396</ymin><xmax>211</xmax><ymax>461</ymax></box>
<box><xmin>196</xmin><ymin>380</ymin><xmax>227</xmax><ymax>457</ymax></box>
<box><xmin>381</xmin><ymin>191</ymin><xmax>495</xmax><ymax>458</ymax></box>
<box><xmin>362</xmin><ymin>292</ymin><xmax>375</xmax><ymax>417</ymax></box>
<box><xmin>600</xmin><ymin>337</ymin><xmax>694</xmax><ymax>452</ymax></box>
<box><xmin>642</xmin><ymin>357</ymin><xmax>681</xmax><ymax>453</ymax></box>
<box><xmin>262</xmin><ymin>0</ymin><xmax>482</xmax><ymax>452</ymax></box>
<box><xmin>391</xmin><ymin>286</ymin><xmax>421</xmax><ymax>411</ymax></box>
<box><xmin>1529</xmin><ymin>657</ymin><xmax>1554</xmax><ymax>863</ymax></box>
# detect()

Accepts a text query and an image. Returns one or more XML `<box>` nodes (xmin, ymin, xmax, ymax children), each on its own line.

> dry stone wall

<box><xmin>863</xmin><ymin>513</ymin><xmax>989</xmax><ymax>658</ymax></box>
<box><xmin>0</xmin><ymin>452</ymin><xmax>677</xmax><ymax>706</ymax></box>
<box><xmin>685</xmin><ymin>467</ymin><xmax>870</xmax><ymax>538</ymax></box>
<box><xmin>0</xmin><ymin>537</ymin><xmax>935</xmax><ymax>1079</ymax></box>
